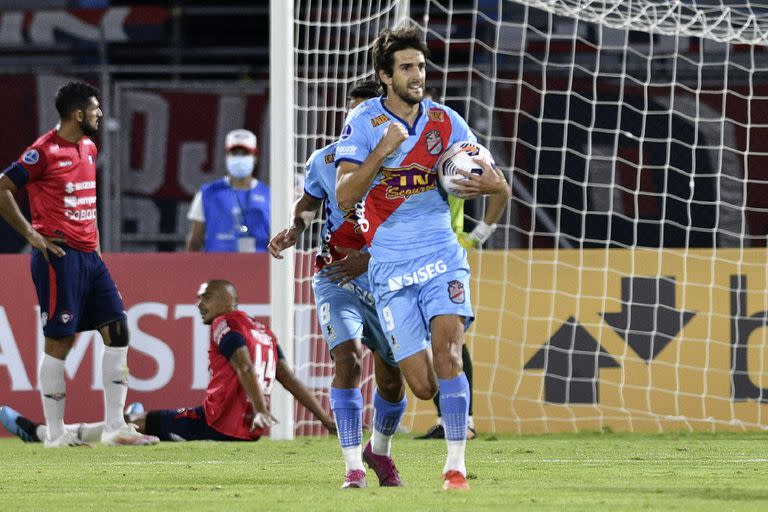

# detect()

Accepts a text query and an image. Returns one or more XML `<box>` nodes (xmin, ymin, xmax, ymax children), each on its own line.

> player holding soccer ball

<box><xmin>336</xmin><ymin>26</ymin><xmax>510</xmax><ymax>490</ymax></box>
<box><xmin>269</xmin><ymin>81</ymin><xmax>406</xmax><ymax>489</ymax></box>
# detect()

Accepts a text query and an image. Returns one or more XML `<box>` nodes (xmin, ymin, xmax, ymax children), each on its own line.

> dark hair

<box><xmin>348</xmin><ymin>80</ymin><xmax>381</xmax><ymax>100</ymax></box>
<box><xmin>54</xmin><ymin>81</ymin><xmax>99</xmax><ymax>119</ymax></box>
<box><xmin>371</xmin><ymin>26</ymin><xmax>429</xmax><ymax>92</ymax></box>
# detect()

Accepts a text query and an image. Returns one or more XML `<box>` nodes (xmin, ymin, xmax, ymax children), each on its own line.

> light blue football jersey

<box><xmin>304</xmin><ymin>141</ymin><xmax>370</xmax><ymax>291</ymax></box>
<box><xmin>334</xmin><ymin>97</ymin><xmax>476</xmax><ymax>262</ymax></box>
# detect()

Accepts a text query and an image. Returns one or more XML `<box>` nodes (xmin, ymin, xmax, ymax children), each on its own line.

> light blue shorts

<box><xmin>312</xmin><ymin>274</ymin><xmax>396</xmax><ymax>366</ymax></box>
<box><xmin>368</xmin><ymin>243</ymin><xmax>474</xmax><ymax>362</ymax></box>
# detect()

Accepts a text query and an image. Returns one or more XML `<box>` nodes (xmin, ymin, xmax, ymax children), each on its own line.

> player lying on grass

<box><xmin>0</xmin><ymin>280</ymin><xmax>336</xmax><ymax>444</ymax></box>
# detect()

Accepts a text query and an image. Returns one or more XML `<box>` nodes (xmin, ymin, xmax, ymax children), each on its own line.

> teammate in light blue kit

<box><xmin>336</xmin><ymin>27</ymin><xmax>511</xmax><ymax>491</ymax></box>
<box><xmin>269</xmin><ymin>82</ymin><xmax>406</xmax><ymax>490</ymax></box>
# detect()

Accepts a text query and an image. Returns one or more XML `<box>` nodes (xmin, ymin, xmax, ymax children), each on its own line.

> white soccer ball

<box><xmin>435</xmin><ymin>141</ymin><xmax>495</xmax><ymax>198</ymax></box>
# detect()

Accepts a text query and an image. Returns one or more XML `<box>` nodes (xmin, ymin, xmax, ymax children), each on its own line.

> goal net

<box><xmin>419</xmin><ymin>0</ymin><xmax>768</xmax><ymax>433</ymax></box>
<box><xmin>287</xmin><ymin>0</ymin><xmax>768</xmax><ymax>435</ymax></box>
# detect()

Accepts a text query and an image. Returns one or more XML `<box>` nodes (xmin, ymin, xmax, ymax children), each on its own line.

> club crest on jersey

<box><xmin>381</xmin><ymin>163</ymin><xmax>437</xmax><ymax>199</ymax></box>
<box><xmin>425</xmin><ymin>130</ymin><xmax>443</xmax><ymax>155</ymax></box>
<box><xmin>22</xmin><ymin>149</ymin><xmax>39</xmax><ymax>165</ymax></box>
<box><xmin>324</xmin><ymin>152</ymin><xmax>335</xmax><ymax>164</ymax></box>
<box><xmin>447</xmin><ymin>280</ymin><xmax>465</xmax><ymax>304</ymax></box>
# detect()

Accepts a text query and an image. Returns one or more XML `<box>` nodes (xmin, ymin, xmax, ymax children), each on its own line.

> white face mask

<box><xmin>226</xmin><ymin>155</ymin><xmax>255</xmax><ymax>178</ymax></box>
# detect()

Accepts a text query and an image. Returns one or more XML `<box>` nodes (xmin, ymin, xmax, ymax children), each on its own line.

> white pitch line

<box><xmin>11</xmin><ymin>460</ymin><xmax>253</xmax><ymax>466</ymax></box>
<box><xmin>13</xmin><ymin>458</ymin><xmax>768</xmax><ymax>466</ymax></box>
<box><xmin>520</xmin><ymin>459</ymin><xmax>768</xmax><ymax>463</ymax></box>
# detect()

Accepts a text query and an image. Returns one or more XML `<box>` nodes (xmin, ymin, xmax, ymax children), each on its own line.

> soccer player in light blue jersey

<box><xmin>336</xmin><ymin>26</ymin><xmax>511</xmax><ymax>491</ymax></box>
<box><xmin>269</xmin><ymin>81</ymin><xmax>406</xmax><ymax>490</ymax></box>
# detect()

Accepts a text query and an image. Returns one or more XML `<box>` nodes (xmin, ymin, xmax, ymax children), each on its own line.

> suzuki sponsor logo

<box><xmin>388</xmin><ymin>260</ymin><xmax>448</xmax><ymax>291</ymax></box>
<box><xmin>66</xmin><ymin>181</ymin><xmax>96</xmax><ymax>193</ymax></box>
<box><xmin>76</xmin><ymin>181</ymin><xmax>96</xmax><ymax>190</ymax></box>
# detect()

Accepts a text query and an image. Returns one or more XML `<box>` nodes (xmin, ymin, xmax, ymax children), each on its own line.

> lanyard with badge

<box><xmin>231</xmin><ymin>187</ymin><xmax>256</xmax><ymax>252</ymax></box>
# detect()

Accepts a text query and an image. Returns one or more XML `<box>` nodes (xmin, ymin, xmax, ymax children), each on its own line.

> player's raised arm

<box><xmin>336</xmin><ymin>122</ymin><xmax>408</xmax><ymax>210</ymax></box>
<box><xmin>268</xmin><ymin>192</ymin><xmax>323</xmax><ymax>259</ymax></box>
<box><xmin>228</xmin><ymin>344</ymin><xmax>277</xmax><ymax>430</ymax></box>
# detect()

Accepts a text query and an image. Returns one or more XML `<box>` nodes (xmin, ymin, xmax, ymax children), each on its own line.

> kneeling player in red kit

<box><xmin>1</xmin><ymin>280</ymin><xmax>336</xmax><ymax>444</ymax></box>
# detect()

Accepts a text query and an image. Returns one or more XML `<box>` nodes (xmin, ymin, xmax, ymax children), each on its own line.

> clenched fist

<box><xmin>377</xmin><ymin>122</ymin><xmax>409</xmax><ymax>157</ymax></box>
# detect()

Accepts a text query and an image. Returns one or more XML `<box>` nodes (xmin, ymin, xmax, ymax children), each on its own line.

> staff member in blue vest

<box><xmin>186</xmin><ymin>129</ymin><xmax>270</xmax><ymax>252</ymax></box>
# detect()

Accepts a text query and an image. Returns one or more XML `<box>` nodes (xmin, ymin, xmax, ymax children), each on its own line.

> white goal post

<box><xmin>269</xmin><ymin>0</ymin><xmax>295</xmax><ymax>440</ymax></box>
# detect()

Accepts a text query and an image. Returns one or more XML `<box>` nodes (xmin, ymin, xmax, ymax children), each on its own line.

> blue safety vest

<box><xmin>200</xmin><ymin>178</ymin><xmax>270</xmax><ymax>252</ymax></box>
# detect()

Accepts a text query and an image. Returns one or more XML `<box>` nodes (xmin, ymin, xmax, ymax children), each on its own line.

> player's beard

<box><xmin>81</xmin><ymin>117</ymin><xmax>99</xmax><ymax>137</ymax></box>
<box><xmin>392</xmin><ymin>79</ymin><xmax>423</xmax><ymax>106</ymax></box>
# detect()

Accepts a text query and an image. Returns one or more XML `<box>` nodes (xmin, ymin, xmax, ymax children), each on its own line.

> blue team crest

<box><xmin>425</xmin><ymin>130</ymin><xmax>443</xmax><ymax>155</ymax></box>
<box><xmin>22</xmin><ymin>149</ymin><xmax>39</xmax><ymax>165</ymax></box>
<box><xmin>340</xmin><ymin>124</ymin><xmax>353</xmax><ymax>140</ymax></box>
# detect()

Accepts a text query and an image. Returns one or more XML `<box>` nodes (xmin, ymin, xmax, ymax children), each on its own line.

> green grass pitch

<box><xmin>1</xmin><ymin>432</ymin><xmax>768</xmax><ymax>511</ymax></box>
